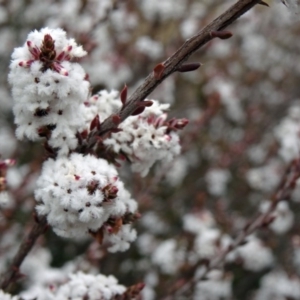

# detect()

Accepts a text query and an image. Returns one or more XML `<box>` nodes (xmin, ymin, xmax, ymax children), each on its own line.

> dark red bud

<box><xmin>81</xmin><ymin>129</ymin><xmax>88</xmax><ymax>139</ymax></box>
<box><xmin>153</xmin><ymin>63</ymin><xmax>165</xmax><ymax>80</ymax></box>
<box><xmin>131</xmin><ymin>106</ymin><xmax>145</xmax><ymax>116</ymax></box>
<box><xmin>90</xmin><ymin>114</ymin><xmax>101</xmax><ymax>131</ymax></box>
<box><xmin>210</xmin><ymin>30</ymin><xmax>233</xmax><ymax>40</ymax></box>
<box><xmin>173</xmin><ymin>118</ymin><xmax>189</xmax><ymax>130</ymax></box>
<box><xmin>120</xmin><ymin>84</ymin><xmax>128</xmax><ymax>106</ymax></box>
<box><xmin>110</xmin><ymin>128</ymin><xmax>123</xmax><ymax>133</ymax></box>
<box><xmin>102</xmin><ymin>184</ymin><xmax>118</xmax><ymax>200</ymax></box>
<box><xmin>142</xmin><ymin>100</ymin><xmax>153</xmax><ymax>107</ymax></box>
<box><xmin>178</xmin><ymin>62</ymin><xmax>201</xmax><ymax>73</ymax></box>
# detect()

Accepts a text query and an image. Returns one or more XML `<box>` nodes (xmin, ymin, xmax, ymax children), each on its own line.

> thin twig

<box><xmin>0</xmin><ymin>215</ymin><xmax>48</xmax><ymax>291</ymax></box>
<box><xmin>86</xmin><ymin>0</ymin><xmax>262</xmax><ymax>150</ymax></box>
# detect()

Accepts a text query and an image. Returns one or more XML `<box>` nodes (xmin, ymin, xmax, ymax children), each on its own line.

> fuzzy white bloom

<box><xmin>104</xmin><ymin>100</ymin><xmax>181</xmax><ymax>177</ymax></box>
<box><xmin>165</xmin><ymin>156</ymin><xmax>188</xmax><ymax>186</ymax></box>
<box><xmin>246</xmin><ymin>159</ymin><xmax>282</xmax><ymax>193</ymax></box>
<box><xmin>152</xmin><ymin>239</ymin><xmax>185</xmax><ymax>274</ymax></box>
<box><xmin>35</xmin><ymin>153</ymin><xmax>137</xmax><ymax>251</ymax></box>
<box><xmin>194</xmin><ymin>270</ymin><xmax>232</xmax><ymax>300</ymax></box>
<box><xmin>254</xmin><ymin>270</ymin><xmax>300</xmax><ymax>300</ymax></box>
<box><xmin>275</xmin><ymin>105</ymin><xmax>300</xmax><ymax>162</ymax></box>
<box><xmin>21</xmin><ymin>271</ymin><xmax>126</xmax><ymax>300</ymax></box>
<box><xmin>139</xmin><ymin>0</ymin><xmax>187</xmax><ymax>21</ymax></box>
<box><xmin>260</xmin><ymin>201</ymin><xmax>294</xmax><ymax>234</ymax></box>
<box><xmin>205</xmin><ymin>168</ymin><xmax>231</xmax><ymax>197</ymax></box>
<box><xmin>0</xmin><ymin>191</ymin><xmax>9</xmax><ymax>207</ymax></box>
<box><xmin>135</xmin><ymin>36</ymin><xmax>163</xmax><ymax>59</ymax></box>
<box><xmin>0</xmin><ymin>290</ymin><xmax>19</xmax><ymax>300</ymax></box>
<box><xmin>183</xmin><ymin>210</ymin><xmax>216</xmax><ymax>235</ymax></box>
<box><xmin>234</xmin><ymin>236</ymin><xmax>274</xmax><ymax>271</ymax></box>
<box><xmin>194</xmin><ymin>228</ymin><xmax>221</xmax><ymax>259</ymax></box>
<box><xmin>9</xmin><ymin>28</ymin><xmax>89</xmax><ymax>156</ymax></box>
<box><xmin>83</xmin><ymin>91</ymin><xmax>183</xmax><ymax>176</ymax></box>
<box><xmin>54</xmin><ymin>272</ymin><xmax>126</xmax><ymax>300</ymax></box>
<box><xmin>105</xmin><ymin>224</ymin><xmax>137</xmax><ymax>253</ymax></box>
<box><xmin>0</xmin><ymin>126</ymin><xmax>17</xmax><ymax>159</ymax></box>
<box><xmin>141</xmin><ymin>211</ymin><xmax>168</xmax><ymax>234</ymax></box>
<box><xmin>194</xmin><ymin>230</ymin><xmax>232</xmax><ymax>260</ymax></box>
<box><xmin>82</xmin><ymin>90</ymin><xmax>121</xmax><ymax>123</ymax></box>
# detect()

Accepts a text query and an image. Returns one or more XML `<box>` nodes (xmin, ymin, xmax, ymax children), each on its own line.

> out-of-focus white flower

<box><xmin>35</xmin><ymin>153</ymin><xmax>137</xmax><ymax>252</ymax></box>
<box><xmin>260</xmin><ymin>201</ymin><xmax>294</xmax><ymax>234</ymax></box>
<box><xmin>194</xmin><ymin>228</ymin><xmax>221</xmax><ymax>259</ymax></box>
<box><xmin>21</xmin><ymin>271</ymin><xmax>126</xmax><ymax>300</ymax></box>
<box><xmin>9</xmin><ymin>28</ymin><xmax>89</xmax><ymax>156</ymax></box>
<box><xmin>254</xmin><ymin>270</ymin><xmax>300</xmax><ymax>300</ymax></box>
<box><xmin>0</xmin><ymin>290</ymin><xmax>19</xmax><ymax>300</ymax></box>
<box><xmin>55</xmin><ymin>272</ymin><xmax>126</xmax><ymax>300</ymax></box>
<box><xmin>139</xmin><ymin>0</ymin><xmax>186</xmax><ymax>21</ymax></box>
<box><xmin>135</xmin><ymin>36</ymin><xmax>163</xmax><ymax>59</ymax></box>
<box><xmin>152</xmin><ymin>239</ymin><xmax>185</xmax><ymax>274</ymax></box>
<box><xmin>275</xmin><ymin>105</ymin><xmax>300</xmax><ymax>162</ymax></box>
<box><xmin>194</xmin><ymin>270</ymin><xmax>232</xmax><ymax>300</ymax></box>
<box><xmin>246</xmin><ymin>159</ymin><xmax>282</xmax><ymax>193</ymax></box>
<box><xmin>0</xmin><ymin>127</ymin><xmax>17</xmax><ymax>159</ymax></box>
<box><xmin>141</xmin><ymin>211</ymin><xmax>168</xmax><ymax>234</ymax></box>
<box><xmin>205</xmin><ymin>168</ymin><xmax>231</xmax><ymax>197</ymax></box>
<box><xmin>165</xmin><ymin>156</ymin><xmax>188</xmax><ymax>186</ymax></box>
<box><xmin>183</xmin><ymin>210</ymin><xmax>216</xmax><ymax>234</ymax></box>
<box><xmin>204</xmin><ymin>78</ymin><xmax>245</xmax><ymax>122</ymax></box>
<box><xmin>233</xmin><ymin>236</ymin><xmax>274</xmax><ymax>272</ymax></box>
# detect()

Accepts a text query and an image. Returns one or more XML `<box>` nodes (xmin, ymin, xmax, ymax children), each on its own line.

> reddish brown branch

<box><xmin>0</xmin><ymin>215</ymin><xmax>48</xmax><ymax>291</ymax></box>
<box><xmin>86</xmin><ymin>0</ymin><xmax>262</xmax><ymax>149</ymax></box>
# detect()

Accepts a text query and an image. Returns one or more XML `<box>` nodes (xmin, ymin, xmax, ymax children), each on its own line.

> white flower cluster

<box><xmin>205</xmin><ymin>168</ymin><xmax>231</xmax><ymax>197</ymax></box>
<box><xmin>152</xmin><ymin>239</ymin><xmax>185</xmax><ymax>274</ymax></box>
<box><xmin>183</xmin><ymin>211</ymin><xmax>232</xmax><ymax>261</ymax></box>
<box><xmin>21</xmin><ymin>271</ymin><xmax>126</xmax><ymax>300</ymax></box>
<box><xmin>104</xmin><ymin>100</ymin><xmax>181</xmax><ymax>177</ymax></box>
<box><xmin>84</xmin><ymin>90</ymin><xmax>186</xmax><ymax>176</ymax></box>
<box><xmin>82</xmin><ymin>90</ymin><xmax>183</xmax><ymax>176</ymax></box>
<box><xmin>260</xmin><ymin>201</ymin><xmax>294</xmax><ymax>235</ymax></box>
<box><xmin>0</xmin><ymin>290</ymin><xmax>19</xmax><ymax>300</ymax></box>
<box><xmin>8</xmin><ymin>28</ymin><xmax>90</xmax><ymax>156</ymax></box>
<box><xmin>254</xmin><ymin>270</ymin><xmax>300</xmax><ymax>300</ymax></box>
<box><xmin>82</xmin><ymin>90</ymin><xmax>122</xmax><ymax>124</ymax></box>
<box><xmin>194</xmin><ymin>269</ymin><xmax>232</xmax><ymax>300</ymax></box>
<box><xmin>275</xmin><ymin>105</ymin><xmax>300</xmax><ymax>162</ymax></box>
<box><xmin>35</xmin><ymin>153</ymin><xmax>137</xmax><ymax>252</ymax></box>
<box><xmin>53</xmin><ymin>272</ymin><xmax>125</xmax><ymax>300</ymax></box>
<box><xmin>230</xmin><ymin>235</ymin><xmax>274</xmax><ymax>272</ymax></box>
